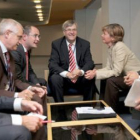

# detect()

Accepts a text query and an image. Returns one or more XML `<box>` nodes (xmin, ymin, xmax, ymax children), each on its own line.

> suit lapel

<box><xmin>0</xmin><ymin>45</ymin><xmax>7</xmax><ymax>72</ymax></box>
<box><xmin>61</xmin><ymin>39</ymin><xmax>69</xmax><ymax>64</ymax></box>
<box><xmin>76</xmin><ymin>37</ymin><xmax>82</xmax><ymax>63</ymax></box>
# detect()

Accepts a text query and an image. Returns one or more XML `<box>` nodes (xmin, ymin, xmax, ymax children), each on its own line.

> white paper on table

<box><xmin>27</xmin><ymin>112</ymin><xmax>47</xmax><ymax>120</ymax></box>
<box><xmin>76</xmin><ymin>107</ymin><xmax>115</xmax><ymax>114</ymax></box>
<box><xmin>124</xmin><ymin>79</ymin><xmax>140</xmax><ymax>107</ymax></box>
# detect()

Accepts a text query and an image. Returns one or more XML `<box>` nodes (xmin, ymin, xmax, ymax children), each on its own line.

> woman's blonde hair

<box><xmin>102</xmin><ymin>23</ymin><xmax>124</xmax><ymax>43</ymax></box>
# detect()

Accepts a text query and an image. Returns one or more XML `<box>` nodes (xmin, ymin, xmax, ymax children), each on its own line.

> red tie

<box><xmin>71</xmin><ymin>110</ymin><xmax>77</xmax><ymax>140</ymax></box>
<box><xmin>5</xmin><ymin>52</ymin><xmax>14</xmax><ymax>91</ymax></box>
<box><xmin>69</xmin><ymin>44</ymin><xmax>76</xmax><ymax>83</ymax></box>
<box><xmin>25</xmin><ymin>52</ymin><xmax>28</xmax><ymax>80</ymax></box>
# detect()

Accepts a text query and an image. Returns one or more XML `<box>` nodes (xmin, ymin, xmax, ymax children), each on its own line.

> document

<box><xmin>28</xmin><ymin>112</ymin><xmax>47</xmax><ymax>120</ymax></box>
<box><xmin>124</xmin><ymin>79</ymin><xmax>140</xmax><ymax>107</ymax></box>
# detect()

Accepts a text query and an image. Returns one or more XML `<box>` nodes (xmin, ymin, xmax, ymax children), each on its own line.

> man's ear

<box><xmin>22</xmin><ymin>34</ymin><xmax>27</xmax><ymax>41</ymax></box>
<box><xmin>4</xmin><ymin>30</ymin><xmax>11</xmax><ymax>39</ymax></box>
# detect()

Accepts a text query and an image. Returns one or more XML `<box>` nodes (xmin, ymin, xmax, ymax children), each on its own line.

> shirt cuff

<box><xmin>80</xmin><ymin>70</ymin><xmax>84</xmax><ymax>76</ymax></box>
<box><xmin>11</xmin><ymin>114</ymin><xmax>22</xmax><ymax>125</ymax></box>
<box><xmin>139</xmin><ymin>76</ymin><xmax>140</xmax><ymax>80</ymax></box>
<box><xmin>14</xmin><ymin>92</ymin><xmax>19</xmax><ymax>98</ymax></box>
<box><xmin>27</xmin><ymin>86</ymin><xmax>32</xmax><ymax>90</ymax></box>
<box><xmin>60</xmin><ymin>71</ymin><xmax>68</xmax><ymax>78</ymax></box>
<box><xmin>14</xmin><ymin>98</ymin><xmax>23</xmax><ymax>111</ymax></box>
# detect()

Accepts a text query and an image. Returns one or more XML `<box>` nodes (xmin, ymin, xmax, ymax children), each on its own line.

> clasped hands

<box><xmin>66</xmin><ymin>69</ymin><xmax>82</xmax><ymax>82</ymax></box>
<box><xmin>67</xmin><ymin>125</ymin><xmax>97</xmax><ymax>136</ymax></box>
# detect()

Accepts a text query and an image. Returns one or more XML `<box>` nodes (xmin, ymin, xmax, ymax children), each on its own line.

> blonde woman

<box><xmin>85</xmin><ymin>23</ymin><xmax>140</xmax><ymax>111</ymax></box>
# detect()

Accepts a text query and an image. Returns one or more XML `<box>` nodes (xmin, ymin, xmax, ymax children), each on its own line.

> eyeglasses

<box><xmin>29</xmin><ymin>34</ymin><xmax>41</xmax><ymax>39</ymax></box>
<box><xmin>65</xmin><ymin>29</ymin><xmax>77</xmax><ymax>32</ymax></box>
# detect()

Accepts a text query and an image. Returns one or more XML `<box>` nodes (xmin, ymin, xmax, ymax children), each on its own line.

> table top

<box><xmin>47</xmin><ymin>100</ymin><xmax>140</xmax><ymax>140</ymax></box>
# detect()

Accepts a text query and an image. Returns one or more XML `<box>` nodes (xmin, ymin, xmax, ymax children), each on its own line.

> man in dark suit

<box><xmin>11</xmin><ymin>25</ymin><xmax>47</xmax><ymax>87</ymax></box>
<box><xmin>48</xmin><ymin>20</ymin><xmax>95</xmax><ymax>102</ymax></box>
<box><xmin>0</xmin><ymin>96</ymin><xmax>43</xmax><ymax>140</ymax></box>
<box><xmin>0</xmin><ymin>18</ymin><xmax>47</xmax><ymax>140</ymax></box>
<box><xmin>11</xmin><ymin>25</ymin><xmax>47</xmax><ymax>116</ymax></box>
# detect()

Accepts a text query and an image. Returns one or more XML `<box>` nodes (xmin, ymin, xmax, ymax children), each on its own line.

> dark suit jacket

<box><xmin>49</xmin><ymin>36</ymin><xmax>94</xmax><ymax>76</ymax></box>
<box><xmin>0</xmin><ymin>96</ymin><xmax>15</xmax><ymax>126</ymax></box>
<box><xmin>0</xmin><ymin>45</ymin><xmax>29</xmax><ymax>97</ymax></box>
<box><xmin>11</xmin><ymin>44</ymin><xmax>39</xmax><ymax>85</ymax></box>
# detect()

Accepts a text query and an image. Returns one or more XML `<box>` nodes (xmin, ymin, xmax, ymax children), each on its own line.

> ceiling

<box><xmin>0</xmin><ymin>0</ymin><xmax>93</xmax><ymax>26</ymax></box>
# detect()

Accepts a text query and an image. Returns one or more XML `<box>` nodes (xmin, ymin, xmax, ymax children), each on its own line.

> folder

<box><xmin>75</xmin><ymin>107</ymin><xmax>116</xmax><ymax>120</ymax></box>
<box><xmin>124</xmin><ymin>79</ymin><xmax>140</xmax><ymax>107</ymax></box>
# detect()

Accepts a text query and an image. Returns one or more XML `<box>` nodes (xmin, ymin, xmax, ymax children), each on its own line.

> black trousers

<box><xmin>49</xmin><ymin>74</ymin><xmax>95</xmax><ymax>102</ymax></box>
<box><xmin>101</xmin><ymin>76</ymin><xmax>130</xmax><ymax>111</ymax></box>
<box><xmin>0</xmin><ymin>125</ymin><xmax>31</xmax><ymax>140</ymax></box>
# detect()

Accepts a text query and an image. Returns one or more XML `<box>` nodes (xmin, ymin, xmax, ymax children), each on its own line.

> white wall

<box><xmin>75</xmin><ymin>0</ymin><xmax>102</xmax><ymax>64</ymax></box>
<box><xmin>130</xmin><ymin>0</ymin><xmax>140</xmax><ymax>59</ymax></box>
<box><xmin>101</xmin><ymin>0</ymin><xmax>140</xmax><ymax>65</ymax></box>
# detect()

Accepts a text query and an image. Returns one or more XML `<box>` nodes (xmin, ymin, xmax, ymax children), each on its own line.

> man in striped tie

<box><xmin>49</xmin><ymin>20</ymin><xmax>95</xmax><ymax>103</ymax></box>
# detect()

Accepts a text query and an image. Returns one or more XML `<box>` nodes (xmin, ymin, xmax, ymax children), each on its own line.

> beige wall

<box><xmin>32</xmin><ymin>24</ymin><xmax>63</xmax><ymax>56</ymax></box>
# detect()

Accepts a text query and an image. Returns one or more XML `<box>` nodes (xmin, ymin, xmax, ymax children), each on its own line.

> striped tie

<box><xmin>25</xmin><ymin>51</ymin><xmax>28</xmax><ymax>80</ymax></box>
<box><xmin>5</xmin><ymin>52</ymin><xmax>15</xmax><ymax>91</ymax></box>
<box><xmin>69</xmin><ymin>44</ymin><xmax>76</xmax><ymax>72</ymax></box>
<box><xmin>71</xmin><ymin>110</ymin><xmax>78</xmax><ymax>140</ymax></box>
<box><xmin>69</xmin><ymin>44</ymin><xmax>76</xmax><ymax>83</ymax></box>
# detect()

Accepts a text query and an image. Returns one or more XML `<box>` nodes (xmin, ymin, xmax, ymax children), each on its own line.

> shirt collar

<box><xmin>22</xmin><ymin>45</ymin><xmax>27</xmax><ymax>52</ymax></box>
<box><xmin>0</xmin><ymin>40</ymin><xmax>8</xmax><ymax>54</ymax></box>
<box><xmin>66</xmin><ymin>40</ymin><xmax>76</xmax><ymax>47</ymax></box>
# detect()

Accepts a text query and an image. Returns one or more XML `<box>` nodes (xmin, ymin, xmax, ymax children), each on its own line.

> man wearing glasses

<box><xmin>0</xmin><ymin>19</ymin><xmax>47</xmax><ymax>140</ymax></box>
<box><xmin>11</xmin><ymin>25</ymin><xmax>47</xmax><ymax>114</ymax></box>
<box><xmin>49</xmin><ymin>20</ymin><xmax>95</xmax><ymax>103</ymax></box>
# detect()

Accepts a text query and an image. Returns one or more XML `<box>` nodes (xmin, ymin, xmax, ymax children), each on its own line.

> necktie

<box><xmin>71</xmin><ymin>110</ymin><xmax>78</xmax><ymax>140</ymax></box>
<box><xmin>5</xmin><ymin>52</ymin><xmax>14</xmax><ymax>91</ymax></box>
<box><xmin>69</xmin><ymin>44</ymin><xmax>76</xmax><ymax>83</ymax></box>
<box><xmin>25</xmin><ymin>51</ymin><xmax>28</xmax><ymax>80</ymax></box>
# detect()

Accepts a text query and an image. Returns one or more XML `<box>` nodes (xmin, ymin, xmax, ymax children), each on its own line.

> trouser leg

<box><xmin>78</xmin><ymin>76</ymin><xmax>95</xmax><ymax>101</ymax></box>
<box><xmin>0</xmin><ymin>125</ymin><xmax>31</xmax><ymax>140</ymax></box>
<box><xmin>49</xmin><ymin>74</ymin><xmax>64</xmax><ymax>102</ymax></box>
<box><xmin>104</xmin><ymin>76</ymin><xmax>130</xmax><ymax>111</ymax></box>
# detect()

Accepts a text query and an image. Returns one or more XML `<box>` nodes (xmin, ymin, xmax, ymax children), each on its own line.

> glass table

<box><xmin>47</xmin><ymin>100</ymin><xmax>139</xmax><ymax>140</ymax></box>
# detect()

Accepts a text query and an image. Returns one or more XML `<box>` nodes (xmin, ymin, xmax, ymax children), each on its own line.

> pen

<box><xmin>42</xmin><ymin>120</ymin><xmax>55</xmax><ymax>123</ymax></box>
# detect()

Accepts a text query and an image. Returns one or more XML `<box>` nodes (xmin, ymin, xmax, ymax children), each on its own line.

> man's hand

<box><xmin>66</xmin><ymin>72</ymin><xmax>78</xmax><ymax>83</ymax></box>
<box><xmin>134</xmin><ymin>99</ymin><xmax>140</xmax><ymax>111</ymax></box>
<box><xmin>18</xmin><ymin>89</ymin><xmax>34</xmax><ymax>100</ymax></box>
<box><xmin>86</xmin><ymin>125</ymin><xmax>97</xmax><ymax>135</ymax></box>
<box><xmin>21</xmin><ymin>100</ymin><xmax>43</xmax><ymax>114</ymax></box>
<box><xmin>30</xmin><ymin>87</ymin><xmax>46</xmax><ymax>98</ymax></box>
<box><xmin>124</xmin><ymin>71</ymin><xmax>139</xmax><ymax>86</ymax></box>
<box><xmin>72</xmin><ymin>69</ymin><xmax>82</xmax><ymax>77</ymax></box>
<box><xmin>22</xmin><ymin>116</ymin><xmax>43</xmax><ymax>132</ymax></box>
<box><xmin>85</xmin><ymin>69</ymin><xmax>96</xmax><ymax>80</ymax></box>
<box><xmin>71</xmin><ymin>126</ymin><xmax>84</xmax><ymax>135</ymax></box>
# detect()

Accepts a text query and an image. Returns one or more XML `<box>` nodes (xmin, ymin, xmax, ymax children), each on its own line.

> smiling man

<box><xmin>48</xmin><ymin>20</ymin><xmax>95</xmax><ymax>103</ymax></box>
<box><xmin>11</xmin><ymin>25</ymin><xmax>47</xmax><ymax>87</ymax></box>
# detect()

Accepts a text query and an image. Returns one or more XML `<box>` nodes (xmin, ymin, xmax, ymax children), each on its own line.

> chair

<box><xmin>44</xmin><ymin>70</ymin><xmax>98</xmax><ymax>102</ymax></box>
